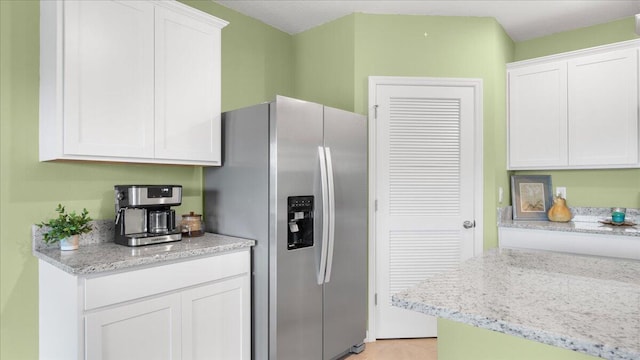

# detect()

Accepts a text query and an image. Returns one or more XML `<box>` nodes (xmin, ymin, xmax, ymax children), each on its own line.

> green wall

<box><xmin>513</xmin><ymin>17</ymin><xmax>640</xmax><ymax>209</ymax></box>
<box><xmin>515</xmin><ymin>17</ymin><xmax>639</xmax><ymax>61</ymax></box>
<box><xmin>0</xmin><ymin>1</ymin><xmax>292</xmax><ymax>359</ymax></box>
<box><xmin>295</xmin><ymin>13</ymin><xmax>515</xmax><ymax>248</ymax></box>
<box><xmin>293</xmin><ymin>14</ymin><xmax>356</xmax><ymax>111</ymax></box>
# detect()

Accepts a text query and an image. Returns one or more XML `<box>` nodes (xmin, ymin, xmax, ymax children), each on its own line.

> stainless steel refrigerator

<box><xmin>204</xmin><ymin>96</ymin><xmax>367</xmax><ymax>360</ymax></box>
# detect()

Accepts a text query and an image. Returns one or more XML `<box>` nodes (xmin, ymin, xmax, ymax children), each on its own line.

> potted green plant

<box><xmin>38</xmin><ymin>204</ymin><xmax>93</xmax><ymax>250</ymax></box>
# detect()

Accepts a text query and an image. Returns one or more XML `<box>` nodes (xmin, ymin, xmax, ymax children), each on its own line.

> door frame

<box><xmin>366</xmin><ymin>76</ymin><xmax>484</xmax><ymax>341</ymax></box>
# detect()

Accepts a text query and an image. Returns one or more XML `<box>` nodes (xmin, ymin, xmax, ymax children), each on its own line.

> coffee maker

<box><xmin>114</xmin><ymin>185</ymin><xmax>182</xmax><ymax>246</ymax></box>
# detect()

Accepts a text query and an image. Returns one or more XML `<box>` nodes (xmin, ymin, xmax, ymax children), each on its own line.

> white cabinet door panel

<box><xmin>182</xmin><ymin>276</ymin><xmax>251</xmax><ymax>360</ymax></box>
<box><xmin>508</xmin><ymin>62</ymin><xmax>568</xmax><ymax>168</ymax></box>
<box><xmin>85</xmin><ymin>294</ymin><xmax>181</xmax><ymax>360</ymax></box>
<box><xmin>155</xmin><ymin>6</ymin><xmax>222</xmax><ymax>163</ymax></box>
<box><xmin>63</xmin><ymin>0</ymin><xmax>154</xmax><ymax>158</ymax></box>
<box><xmin>568</xmin><ymin>48</ymin><xmax>638</xmax><ymax>166</ymax></box>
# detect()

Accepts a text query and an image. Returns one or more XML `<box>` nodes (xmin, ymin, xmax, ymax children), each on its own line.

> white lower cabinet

<box><xmin>182</xmin><ymin>277</ymin><xmax>250</xmax><ymax>360</ymax></box>
<box><xmin>498</xmin><ymin>227</ymin><xmax>640</xmax><ymax>260</ymax></box>
<box><xmin>38</xmin><ymin>250</ymin><xmax>250</xmax><ymax>360</ymax></box>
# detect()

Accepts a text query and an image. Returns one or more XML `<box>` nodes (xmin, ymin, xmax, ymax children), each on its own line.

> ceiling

<box><xmin>214</xmin><ymin>0</ymin><xmax>640</xmax><ymax>42</ymax></box>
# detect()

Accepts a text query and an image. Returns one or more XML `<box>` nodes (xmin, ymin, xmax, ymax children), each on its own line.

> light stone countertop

<box><xmin>392</xmin><ymin>248</ymin><xmax>640</xmax><ymax>360</ymax></box>
<box><xmin>33</xmin><ymin>222</ymin><xmax>255</xmax><ymax>275</ymax></box>
<box><xmin>498</xmin><ymin>207</ymin><xmax>640</xmax><ymax>237</ymax></box>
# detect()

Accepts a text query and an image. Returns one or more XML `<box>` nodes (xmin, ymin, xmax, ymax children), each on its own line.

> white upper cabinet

<box><xmin>507</xmin><ymin>40</ymin><xmax>640</xmax><ymax>170</ymax></box>
<box><xmin>154</xmin><ymin>4</ymin><xmax>223</xmax><ymax>163</ymax></box>
<box><xmin>567</xmin><ymin>48</ymin><xmax>638</xmax><ymax>167</ymax></box>
<box><xmin>62</xmin><ymin>1</ymin><xmax>155</xmax><ymax>159</ymax></box>
<box><xmin>508</xmin><ymin>61</ymin><xmax>568</xmax><ymax>168</ymax></box>
<box><xmin>39</xmin><ymin>0</ymin><xmax>228</xmax><ymax>166</ymax></box>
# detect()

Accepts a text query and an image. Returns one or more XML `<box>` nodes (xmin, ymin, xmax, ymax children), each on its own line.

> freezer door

<box><xmin>272</xmin><ymin>96</ymin><xmax>325</xmax><ymax>360</ymax></box>
<box><xmin>322</xmin><ymin>106</ymin><xmax>367</xmax><ymax>359</ymax></box>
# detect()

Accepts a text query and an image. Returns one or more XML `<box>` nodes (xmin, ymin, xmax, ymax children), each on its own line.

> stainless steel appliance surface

<box><xmin>114</xmin><ymin>185</ymin><xmax>182</xmax><ymax>246</ymax></box>
<box><xmin>204</xmin><ymin>96</ymin><xmax>367</xmax><ymax>360</ymax></box>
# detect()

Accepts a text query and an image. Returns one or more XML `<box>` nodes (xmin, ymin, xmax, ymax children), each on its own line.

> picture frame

<box><xmin>510</xmin><ymin>175</ymin><xmax>553</xmax><ymax>221</ymax></box>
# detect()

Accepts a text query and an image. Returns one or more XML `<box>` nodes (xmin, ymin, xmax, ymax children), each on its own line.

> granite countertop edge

<box><xmin>497</xmin><ymin>206</ymin><xmax>640</xmax><ymax>237</ymax></box>
<box><xmin>498</xmin><ymin>220</ymin><xmax>640</xmax><ymax>237</ymax></box>
<box><xmin>33</xmin><ymin>233</ymin><xmax>256</xmax><ymax>276</ymax></box>
<box><xmin>392</xmin><ymin>297</ymin><xmax>636</xmax><ymax>360</ymax></box>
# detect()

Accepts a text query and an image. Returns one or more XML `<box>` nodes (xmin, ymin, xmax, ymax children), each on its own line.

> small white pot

<box><xmin>60</xmin><ymin>234</ymin><xmax>79</xmax><ymax>251</ymax></box>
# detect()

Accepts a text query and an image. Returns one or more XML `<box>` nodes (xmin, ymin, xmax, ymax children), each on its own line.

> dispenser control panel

<box><xmin>287</xmin><ymin>196</ymin><xmax>314</xmax><ymax>250</ymax></box>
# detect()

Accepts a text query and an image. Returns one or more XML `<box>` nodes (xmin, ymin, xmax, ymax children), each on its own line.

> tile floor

<box><xmin>345</xmin><ymin>338</ymin><xmax>437</xmax><ymax>360</ymax></box>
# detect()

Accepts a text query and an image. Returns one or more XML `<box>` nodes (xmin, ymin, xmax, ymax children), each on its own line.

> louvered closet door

<box><xmin>375</xmin><ymin>84</ymin><xmax>476</xmax><ymax>338</ymax></box>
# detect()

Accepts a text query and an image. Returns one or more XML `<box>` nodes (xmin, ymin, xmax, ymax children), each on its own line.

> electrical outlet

<box><xmin>556</xmin><ymin>187</ymin><xmax>567</xmax><ymax>199</ymax></box>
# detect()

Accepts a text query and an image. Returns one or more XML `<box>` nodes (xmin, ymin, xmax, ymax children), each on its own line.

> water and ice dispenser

<box><xmin>287</xmin><ymin>196</ymin><xmax>314</xmax><ymax>250</ymax></box>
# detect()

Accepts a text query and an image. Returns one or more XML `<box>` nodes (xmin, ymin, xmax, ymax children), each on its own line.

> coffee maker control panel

<box><xmin>115</xmin><ymin>185</ymin><xmax>182</xmax><ymax>209</ymax></box>
<box><xmin>148</xmin><ymin>186</ymin><xmax>174</xmax><ymax>198</ymax></box>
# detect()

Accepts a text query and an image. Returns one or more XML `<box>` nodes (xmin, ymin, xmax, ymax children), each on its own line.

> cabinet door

<box><xmin>508</xmin><ymin>62</ymin><xmax>568</xmax><ymax>169</ymax></box>
<box><xmin>182</xmin><ymin>276</ymin><xmax>251</xmax><ymax>360</ymax></box>
<box><xmin>63</xmin><ymin>0</ymin><xmax>155</xmax><ymax>158</ymax></box>
<box><xmin>568</xmin><ymin>48</ymin><xmax>639</xmax><ymax>166</ymax></box>
<box><xmin>85</xmin><ymin>294</ymin><xmax>181</xmax><ymax>360</ymax></box>
<box><xmin>154</xmin><ymin>6</ymin><xmax>223</xmax><ymax>164</ymax></box>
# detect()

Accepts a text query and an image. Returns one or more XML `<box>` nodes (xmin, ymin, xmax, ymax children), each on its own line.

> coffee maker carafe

<box><xmin>114</xmin><ymin>185</ymin><xmax>182</xmax><ymax>246</ymax></box>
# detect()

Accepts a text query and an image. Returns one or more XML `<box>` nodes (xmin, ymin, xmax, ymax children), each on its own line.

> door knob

<box><xmin>463</xmin><ymin>220</ymin><xmax>475</xmax><ymax>229</ymax></box>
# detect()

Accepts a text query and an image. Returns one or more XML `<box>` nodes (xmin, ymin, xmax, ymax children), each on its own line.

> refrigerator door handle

<box><xmin>317</xmin><ymin>146</ymin><xmax>330</xmax><ymax>285</ymax></box>
<box><xmin>324</xmin><ymin>147</ymin><xmax>336</xmax><ymax>283</ymax></box>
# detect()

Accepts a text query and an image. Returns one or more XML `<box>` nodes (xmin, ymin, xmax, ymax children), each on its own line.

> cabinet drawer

<box><xmin>84</xmin><ymin>250</ymin><xmax>249</xmax><ymax>310</ymax></box>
